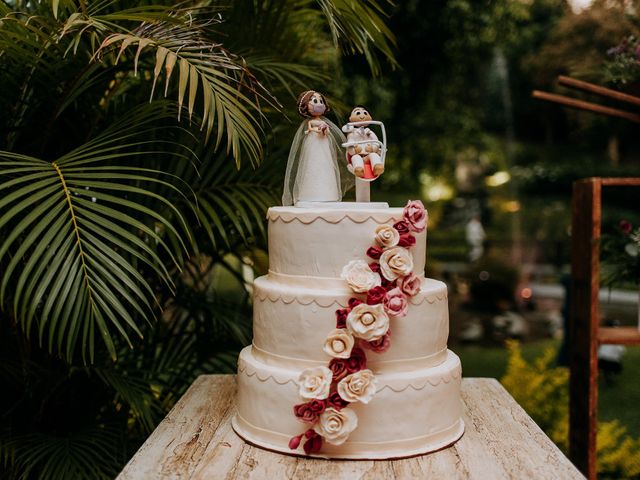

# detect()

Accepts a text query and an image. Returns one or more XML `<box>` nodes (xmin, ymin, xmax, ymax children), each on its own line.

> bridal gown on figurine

<box><xmin>295</xmin><ymin>132</ymin><xmax>340</xmax><ymax>202</ymax></box>
<box><xmin>282</xmin><ymin>118</ymin><xmax>353</xmax><ymax>206</ymax></box>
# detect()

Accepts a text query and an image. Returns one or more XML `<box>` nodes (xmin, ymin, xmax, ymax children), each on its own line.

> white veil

<box><xmin>282</xmin><ymin>117</ymin><xmax>354</xmax><ymax>206</ymax></box>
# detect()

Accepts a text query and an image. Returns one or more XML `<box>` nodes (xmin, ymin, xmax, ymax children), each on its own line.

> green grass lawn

<box><xmin>456</xmin><ymin>340</ymin><xmax>640</xmax><ymax>437</ymax></box>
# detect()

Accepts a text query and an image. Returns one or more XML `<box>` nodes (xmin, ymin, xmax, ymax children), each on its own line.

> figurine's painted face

<box><xmin>349</xmin><ymin>107</ymin><xmax>372</xmax><ymax>124</ymax></box>
<box><xmin>307</xmin><ymin>92</ymin><xmax>326</xmax><ymax>117</ymax></box>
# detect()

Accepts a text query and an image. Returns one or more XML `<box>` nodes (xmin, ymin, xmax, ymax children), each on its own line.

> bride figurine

<box><xmin>282</xmin><ymin>91</ymin><xmax>353</xmax><ymax>206</ymax></box>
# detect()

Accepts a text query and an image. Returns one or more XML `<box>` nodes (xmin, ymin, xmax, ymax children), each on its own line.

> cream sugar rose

<box><xmin>232</xmin><ymin>200</ymin><xmax>464</xmax><ymax>459</ymax></box>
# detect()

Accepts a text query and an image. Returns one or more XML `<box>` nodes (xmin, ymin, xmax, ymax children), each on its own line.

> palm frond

<box><xmin>185</xmin><ymin>146</ymin><xmax>281</xmax><ymax>251</ymax></box>
<box><xmin>94</xmin><ymin>368</ymin><xmax>163</xmax><ymax>433</ymax></box>
<box><xmin>96</xmin><ymin>16</ymin><xmax>277</xmax><ymax>168</ymax></box>
<box><xmin>242</xmin><ymin>55</ymin><xmax>323</xmax><ymax>98</ymax></box>
<box><xmin>0</xmin><ymin>104</ymin><xmax>194</xmax><ymax>363</ymax></box>
<box><xmin>316</xmin><ymin>0</ymin><xmax>397</xmax><ymax>75</ymax></box>
<box><xmin>0</xmin><ymin>425</ymin><xmax>124</xmax><ymax>480</ymax></box>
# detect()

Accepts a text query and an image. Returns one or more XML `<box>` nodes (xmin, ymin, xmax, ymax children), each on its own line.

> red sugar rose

<box><xmin>330</xmin><ymin>348</ymin><xmax>367</xmax><ymax>380</ymax></box>
<box><xmin>335</xmin><ymin>308</ymin><xmax>349</xmax><ymax>329</ymax></box>
<box><xmin>620</xmin><ymin>220</ymin><xmax>633</xmax><ymax>235</ymax></box>
<box><xmin>381</xmin><ymin>276</ymin><xmax>396</xmax><ymax>290</ymax></box>
<box><xmin>346</xmin><ymin>347</ymin><xmax>367</xmax><ymax>373</ymax></box>
<box><xmin>398</xmin><ymin>233</ymin><xmax>416</xmax><ymax>247</ymax></box>
<box><xmin>328</xmin><ymin>357</ymin><xmax>349</xmax><ymax>381</ymax></box>
<box><xmin>289</xmin><ymin>434</ymin><xmax>303</xmax><ymax>450</ymax></box>
<box><xmin>366</xmin><ymin>286</ymin><xmax>387</xmax><ymax>305</ymax></box>
<box><xmin>393</xmin><ymin>220</ymin><xmax>410</xmax><ymax>234</ymax></box>
<box><xmin>369</xmin><ymin>262</ymin><xmax>381</xmax><ymax>273</ymax></box>
<box><xmin>348</xmin><ymin>298</ymin><xmax>363</xmax><ymax>309</ymax></box>
<box><xmin>303</xmin><ymin>431</ymin><xmax>323</xmax><ymax>454</ymax></box>
<box><xmin>367</xmin><ymin>245</ymin><xmax>383</xmax><ymax>259</ymax></box>
<box><xmin>293</xmin><ymin>400</ymin><xmax>327</xmax><ymax>423</ymax></box>
<box><xmin>327</xmin><ymin>391</ymin><xmax>349</xmax><ymax>410</ymax></box>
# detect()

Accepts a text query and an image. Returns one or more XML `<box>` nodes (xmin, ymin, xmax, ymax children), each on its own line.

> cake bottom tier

<box><xmin>232</xmin><ymin>346</ymin><xmax>464</xmax><ymax>459</ymax></box>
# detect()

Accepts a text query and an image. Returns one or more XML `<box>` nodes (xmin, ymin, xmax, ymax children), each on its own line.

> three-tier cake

<box><xmin>232</xmin><ymin>202</ymin><xmax>464</xmax><ymax>459</ymax></box>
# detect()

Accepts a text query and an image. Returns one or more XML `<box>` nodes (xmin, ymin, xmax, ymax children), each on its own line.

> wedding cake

<box><xmin>232</xmin><ymin>202</ymin><xmax>464</xmax><ymax>458</ymax></box>
<box><xmin>232</xmin><ymin>91</ymin><xmax>463</xmax><ymax>459</ymax></box>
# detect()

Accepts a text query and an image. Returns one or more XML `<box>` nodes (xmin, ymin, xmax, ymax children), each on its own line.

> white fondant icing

<box><xmin>252</xmin><ymin>276</ymin><xmax>449</xmax><ymax>371</ymax></box>
<box><xmin>234</xmin><ymin>347</ymin><xmax>464</xmax><ymax>458</ymax></box>
<box><xmin>232</xmin><ymin>414</ymin><xmax>464</xmax><ymax>460</ymax></box>
<box><xmin>267</xmin><ymin>206</ymin><xmax>427</xmax><ymax>279</ymax></box>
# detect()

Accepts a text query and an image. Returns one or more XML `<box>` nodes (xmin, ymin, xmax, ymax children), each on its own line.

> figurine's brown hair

<box><xmin>297</xmin><ymin>90</ymin><xmax>330</xmax><ymax>118</ymax></box>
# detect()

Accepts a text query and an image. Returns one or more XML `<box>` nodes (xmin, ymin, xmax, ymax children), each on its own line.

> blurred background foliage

<box><xmin>502</xmin><ymin>341</ymin><xmax>640</xmax><ymax>479</ymax></box>
<box><xmin>2</xmin><ymin>0</ymin><xmax>640</xmax><ymax>478</ymax></box>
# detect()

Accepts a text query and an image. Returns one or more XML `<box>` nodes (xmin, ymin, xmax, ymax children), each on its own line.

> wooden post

<box><xmin>569</xmin><ymin>178</ymin><xmax>601</xmax><ymax>479</ymax></box>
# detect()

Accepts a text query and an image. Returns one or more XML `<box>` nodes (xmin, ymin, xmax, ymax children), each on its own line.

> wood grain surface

<box><xmin>117</xmin><ymin>375</ymin><xmax>584</xmax><ymax>480</ymax></box>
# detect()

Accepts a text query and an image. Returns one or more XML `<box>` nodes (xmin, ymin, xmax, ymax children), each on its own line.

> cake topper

<box><xmin>282</xmin><ymin>91</ymin><xmax>353</xmax><ymax>206</ymax></box>
<box><xmin>341</xmin><ymin>105</ymin><xmax>387</xmax><ymax>202</ymax></box>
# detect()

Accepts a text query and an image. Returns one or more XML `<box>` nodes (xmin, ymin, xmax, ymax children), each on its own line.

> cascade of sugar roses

<box><xmin>288</xmin><ymin>200</ymin><xmax>427</xmax><ymax>453</ymax></box>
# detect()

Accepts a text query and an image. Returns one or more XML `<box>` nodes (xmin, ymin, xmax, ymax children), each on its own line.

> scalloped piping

<box><xmin>238</xmin><ymin>361</ymin><xmax>297</xmax><ymax>387</ymax></box>
<box><xmin>238</xmin><ymin>359</ymin><xmax>461</xmax><ymax>392</ymax></box>
<box><xmin>254</xmin><ymin>289</ymin><xmax>447</xmax><ymax>307</ymax></box>
<box><xmin>377</xmin><ymin>367</ymin><xmax>461</xmax><ymax>393</ymax></box>
<box><xmin>268</xmin><ymin>211</ymin><xmax>403</xmax><ymax>226</ymax></box>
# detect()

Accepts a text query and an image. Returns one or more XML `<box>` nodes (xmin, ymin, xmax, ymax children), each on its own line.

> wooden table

<box><xmin>118</xmin><ymin>376</ymin><xmax>584</xmax><ymax>479</ymax></box>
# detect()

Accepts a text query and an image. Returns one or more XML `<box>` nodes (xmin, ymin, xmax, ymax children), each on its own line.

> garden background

<box><xmin>1</xmin><ymin>0</ymin><xmax>640</xmax><ymax>478</ymax></box>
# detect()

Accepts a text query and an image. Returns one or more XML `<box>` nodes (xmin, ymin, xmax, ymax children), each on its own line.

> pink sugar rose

<box><xmin>335</xmin><ymin>308</ymin><xmax>349</xmax><ymax>329</ymax></box>
<box><xmin>346</xmin><ymin>347</ymin><xmax>367</xmax><ymax>373</ymax></box>
<box><xmin>398</xmin><ymin>233</ymin><xmax>416</xmax><ymax>247</ymax></box>
<box><xmin>403</xmin><ymin>200</ymin><xmax>427</xmax><ymax>233</ymax></box>
<box><xmin>393</xmin><ymin>220</ymin><xmax>410</xmax><ymax>234</ymax></box>
<box><xmin>399</xmin><ymin>273</ymin><xmax>422</xmax><ymax>297</ymax></box>
<box><xmin>384</xmin><ymin>287</ymin><xmax>408</xmax><ymax>318</ymax></box>
<box><xmin>293</xmin><ymin>399</ymin><xmax>327</xmax><ymax>423</ymax></box>
<box><xmin>366</xmin><ymin>286</ymin><xmax>387</xmax><ymax>305</ymax></box>
<box><xmin>365</xmin><ymin>330</ymin><xmax>391</xmax><ymax>353</ymax></box>
<box><xmin>367</xmin><ymin>245</ymin><xmax>383</xmax><ymax>259</ymax></box>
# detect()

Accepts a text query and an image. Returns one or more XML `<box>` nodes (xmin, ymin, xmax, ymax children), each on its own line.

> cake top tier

<box><xmin>267</xmin><ymin>203</ymin><xmax>427</xmax><ymax>283</ymax></box>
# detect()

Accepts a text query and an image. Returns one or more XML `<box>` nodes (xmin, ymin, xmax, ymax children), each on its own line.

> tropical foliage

<box><xmin>501</xmin><ymin>341</ymin><xmax>640</xmax><ymax>479</ymax></box>
<box><xmin>0</xmin><ymin>0</ymin><xmax>395</xmax><ymax>478</ymax></box>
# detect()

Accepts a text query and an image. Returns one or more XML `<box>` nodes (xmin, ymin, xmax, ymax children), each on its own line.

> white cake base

<box><xmin>233</xmin><ymin>347</ymin><xmax>464</xmax><ymax>459</ymax></box>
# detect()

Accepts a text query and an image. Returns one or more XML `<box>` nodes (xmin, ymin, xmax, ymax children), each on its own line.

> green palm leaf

<box><xmin>316</xmin><ymin>0</ymin><xmax>397</xmax><ymax>75</ymax></box>
<box><xmin>187</xmin><ymin>150</ymin><xmax>281</xmax><ymax>250</ymax></box>
<box><xmin>0</xmin><ymin>106</ymin><xmax>193</xmax><ymax>363</ymax></box>
<box><xmin>96</xmin><ymin>16</ymin><xmax>276</xmax><ymax>168</ymax></box>
<box><xmin>0</xmin><ymin>426</ymin><xmax>124</xmax><ymax>480</ymax></box>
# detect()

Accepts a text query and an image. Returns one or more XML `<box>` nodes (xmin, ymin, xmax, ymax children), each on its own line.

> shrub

<box><xmin>501</xmin><ymin>340</ymin><xmax>640</xmax><ymax>479</ymax></box>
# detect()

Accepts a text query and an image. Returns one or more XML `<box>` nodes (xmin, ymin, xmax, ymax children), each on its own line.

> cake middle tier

<box><xmin>252</xmin><ymin>275</ymin><xmax>449</xmax><ymax>373</ymax></box>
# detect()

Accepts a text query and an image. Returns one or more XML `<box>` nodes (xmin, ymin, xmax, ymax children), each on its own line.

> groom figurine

<box><xmin>342</xmin><ymin>106</ymin><xmax>384</xmax><ymax>178</ymax></box>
